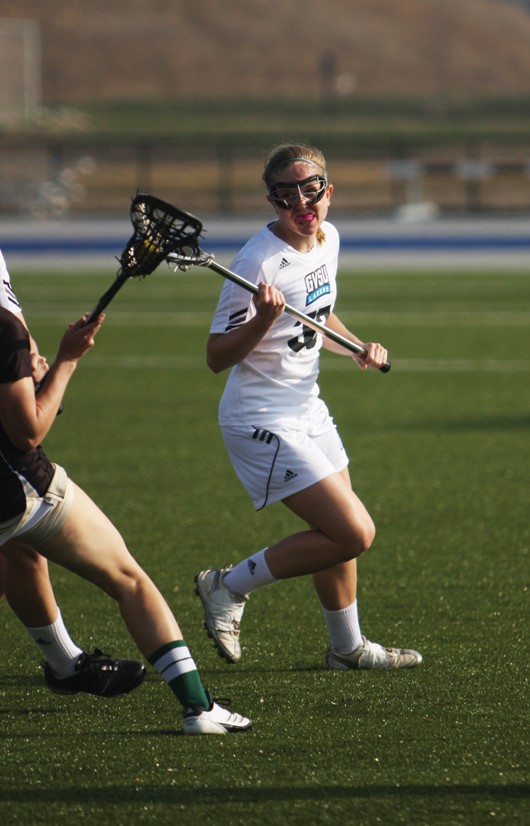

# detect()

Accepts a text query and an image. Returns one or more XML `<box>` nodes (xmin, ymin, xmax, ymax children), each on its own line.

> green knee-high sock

<box><xmin>148</xmin><ymin>641</ymin><xmax>209</xmax><ymax>709</ymax></box>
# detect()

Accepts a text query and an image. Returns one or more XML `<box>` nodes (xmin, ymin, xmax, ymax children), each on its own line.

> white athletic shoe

<box><xmin>326</xmin><ymin>637</ymin><xmax>423</xmax><ymax>670</ymax></box>
<box><xmin>183</xmin><ymin>693</ymin><xmax>252</xmax><ymax>735</ymax></box>
<box><xmin>195</xmin><ymin>566</ymin><xmax>247</xmax><ymax>663</ymax></box>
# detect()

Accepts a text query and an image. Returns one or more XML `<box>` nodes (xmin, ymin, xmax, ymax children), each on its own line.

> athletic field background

<box><xmin>0</xmin><ymin>265</ymin><xmax>528</xmax><ymax>825</ymax></box>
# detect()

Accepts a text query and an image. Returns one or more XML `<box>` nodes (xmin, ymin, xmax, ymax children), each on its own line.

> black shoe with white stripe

<box><xmin>43</xmin><ymin>648</ymin><xmax>146</xmax><ymax>697</ymax></box>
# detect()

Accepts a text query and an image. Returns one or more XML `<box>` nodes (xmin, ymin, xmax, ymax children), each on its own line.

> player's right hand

<box><xmin>253</xmin><ymin>282</ymin><xmax>285</xmax><ymax>324</ymax></box>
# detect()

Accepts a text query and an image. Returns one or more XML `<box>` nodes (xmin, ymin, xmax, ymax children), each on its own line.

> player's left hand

<box><xmin>353</xmin><ymin>341</ymin><xmax>388</xmax><ymax>371</ymax></box>
<box><xmin>30</xmin><ymin>353</ymin><xmax>50</xmax><ymax>386</ymax></box>
<box><xmin>57</xmin><ymin>313</ymin><xmax>105</xmax><ymax>362</ymax></box>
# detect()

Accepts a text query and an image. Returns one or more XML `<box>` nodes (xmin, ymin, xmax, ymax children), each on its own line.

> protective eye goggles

<box><xmin>268</xmin><ymin>174</ymin><xmax>328</xmax><ymax>210</ymax></box>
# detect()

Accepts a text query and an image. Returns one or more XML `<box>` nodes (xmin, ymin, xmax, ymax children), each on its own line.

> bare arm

<box><xmin>207</xmin><ymin>282</ymin><xmax>285</xmax><ymax>373</ymax></box>
<box><xmin>0</xmin><ymin>314</ymin><xmax>104</xmax><ymax>451</ymax></box>
<box><xmin>323</xmin><ymin>312</ymin><xmax>388</xmax><ymax>371</ymax></box>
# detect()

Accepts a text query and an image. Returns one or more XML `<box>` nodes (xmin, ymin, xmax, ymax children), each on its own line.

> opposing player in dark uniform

<box><xmin>0</xmin><ymin>250</ymin><xmax>146</xmax><ymax>697</ymax></box>
<box><xmin>0</xmin><ymin>268</ymin><xmax>250</xmax><ymax>734</ymax></box>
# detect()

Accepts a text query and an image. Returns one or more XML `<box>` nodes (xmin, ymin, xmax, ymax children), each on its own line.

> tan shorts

<box><xmin>0</xmin><ymin>464</ymin><xmax>75</xmax><ymax>548</ymax></box>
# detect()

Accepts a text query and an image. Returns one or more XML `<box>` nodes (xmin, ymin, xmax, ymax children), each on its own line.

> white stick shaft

<box><xmin>206</xmin><ymin>260</ymin><xmax>365</xmax><ymax>357</ymax></box>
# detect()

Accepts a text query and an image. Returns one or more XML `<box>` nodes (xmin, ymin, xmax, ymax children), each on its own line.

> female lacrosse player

<box><xmin>196</xmin><ymin>143</ymin><xmax>422</xmax><ymax>671</ymax></box>
<box><xmin>0</xmin><ymin>285</ymin><xmax>251</xmax><ymax>734</ymax></box>
<box><xmin>0</xmin><ymin>251</ymin><xmax>146</xmax><ymax>698</ymax></box>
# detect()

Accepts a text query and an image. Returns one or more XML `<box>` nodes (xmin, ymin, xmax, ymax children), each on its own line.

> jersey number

<box><xmin>287</xmin><ymin>306</ymin><xmax>331</xmax><ymax>353</ymax></box>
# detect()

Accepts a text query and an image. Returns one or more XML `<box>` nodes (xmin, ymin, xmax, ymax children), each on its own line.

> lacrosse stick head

<box><xmin>118</xmin><ymin>193</ymin><xmax>205</xmax><ymax>277</ymax></box>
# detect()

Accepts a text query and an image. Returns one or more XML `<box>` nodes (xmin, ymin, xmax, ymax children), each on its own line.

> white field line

<box><xmin>370</xmin><ymin>359</ymin><xmax>530</xmax><ymax>373</ymax></box>
<box><xmin>81</xmin><ymin>355</ymin><xmax>530</xmax><ymax>373</ymax></box>
<box><xmin>336</xmin><ymin>311</ymin><xmax>530</xmax><ymax>327</ymax></box>
<box><xmin>24</xmin><ymin>309</ymin><xmax>530</xmax><ymax>327</ymax></box>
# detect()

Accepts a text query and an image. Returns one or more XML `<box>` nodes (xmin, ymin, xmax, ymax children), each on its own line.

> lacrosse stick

<box><xmin>85</xmin><ymin>194</ymin><xmax>203</xmax><ymax>324</ymax></box>
<box><xmin>165</xmin><ymin>211</ymin><xmax>391</xmax><ymax>373</ymax></box>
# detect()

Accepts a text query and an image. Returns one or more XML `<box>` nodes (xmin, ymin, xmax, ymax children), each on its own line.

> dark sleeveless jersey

<box><xmin>0</xmin><ymin>307</ymin><xmax>54</xmax><ymax>521</ymax></box>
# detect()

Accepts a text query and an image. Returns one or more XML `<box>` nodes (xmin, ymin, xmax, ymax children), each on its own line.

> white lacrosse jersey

<box><xmin>210</xmin><ymin>221</ymin><xmax>340</xmax><ymax>427</ymax></box>
<box><xmin>0</xmin><ymin>250</ymin><xmax>22</xmax><ymax>313</ymax></box>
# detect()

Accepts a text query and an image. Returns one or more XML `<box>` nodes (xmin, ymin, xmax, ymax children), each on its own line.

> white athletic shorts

<box><xmin>221</xmin><ymin>413</ymin><xmax>348</xmax><ymax>511</ymax></box>
<box><xmin>0</xmin><ymin>464</ymin><xmax>75</xmax><ymax>548</ymax></box>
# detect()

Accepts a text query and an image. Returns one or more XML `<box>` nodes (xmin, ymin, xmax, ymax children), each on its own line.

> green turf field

<box><xmin>1</xmin><ymin>266</ymin><xmax>528</xmax><ymax>825</ymax></box>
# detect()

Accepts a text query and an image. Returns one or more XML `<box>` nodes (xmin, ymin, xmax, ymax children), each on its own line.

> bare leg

<box><xmin>2</xmin><ymin>490</ymin><xmax>252</xmax><ymax>727</ymax></box>
<box><xmin>196</xmin><ymin>469</ymin><xmax>372</xmax><ymax>663</ymax></box>
<box><xmin>198</xmin><ymin>469</ymin><xmax>421</xmax><ymax>670</ymax></box>
<box><xmin>33</xmin><ymin>484</ymin><xmax>183</xmax><ymax>658</ymax></box>
<box><xmin>310</xmin><ymin>468</ymin><xmax>360</xmax><ymax>611</ymax></box>
<box><xmin>0</xmin><ymin>542</ymin><xmax>87</xmax><ymax>680</ymax></box>
<box><xmin>27</xmin><ymin>486</ymin><xmax>258</xmax><ymax>721</ymax></box>
<box><xmin>221</xmin><ymin>470</ymin><xmax>370</xmax><ymax>607</ymax></box>
<box><xmin>263</xmin><ymin>471</ymin><xmax>374</xmax><ymax>591</ymax></box>
<box><xmin>1</xmin><ymin>542</ymin><xmax>59</xmax><ymax>626</ymax></box>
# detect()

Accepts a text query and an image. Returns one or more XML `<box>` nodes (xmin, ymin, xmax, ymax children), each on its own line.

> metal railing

<box><xmin>1</xmin><ymin>138</ymin><xmax>529</xmax><ymax>217</ymax></box>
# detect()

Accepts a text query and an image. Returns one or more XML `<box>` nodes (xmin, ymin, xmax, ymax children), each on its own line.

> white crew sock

<box><xmin>321</xmin><ymin>599</ymin><xmax>363</xmax><ymax>654</ymax></box>
<box><xmin>223</xmin><ymin>548</ymin><xmax>277</xmax><ymax>596</ymax></box>
<box><xmin>26</xmin><ymin>609</ymin><xmax>83</xmax><ymax>677</ymax></box>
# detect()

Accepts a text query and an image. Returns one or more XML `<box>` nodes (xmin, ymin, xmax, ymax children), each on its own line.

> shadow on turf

<box><xmin>0</xmin><ymin>784</ymin><xmax>528</xmax><ymax>804</ymax></box>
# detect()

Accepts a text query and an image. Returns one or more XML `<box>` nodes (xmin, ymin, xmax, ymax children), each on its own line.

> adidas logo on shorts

<box><xmin>284</xmin><ymin>469</ymin><xmax>298</xmax><ymax>483</ymax></box>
